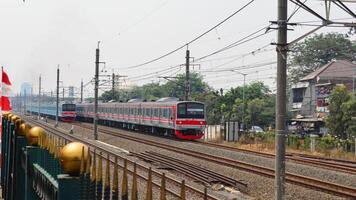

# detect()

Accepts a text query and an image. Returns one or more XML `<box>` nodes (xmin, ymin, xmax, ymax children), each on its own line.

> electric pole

<box><xmin>62</xmin><ymin>87</ymin><xmax>65</xmax><ymax>101</ymax></box>
<box><xmin>185</xmin><ymin>48</ymin><xmax>190</xmax><ymax>101</ymax></box>
<box><xmin>112</xmin><ymin>73</ymin><xmax>115</xmax><ymax>100</ymax></box>
<box><xmin>94</xmin><ymin>42</ymin><xmax>100</xmax><ymax>140</ymax></box>
<box><xmin>56</xmin><ymin>66</ymin><xmax>60</xmax><ymax>127</ymax></box>
<box><xmin>275</xmin><ymin>0</ymin><xmax>288</xmax><ymax>199</ymax></box>
<box><xmin>242</xmin><ymin>73</ymin><xmax>246</xmax><ymax>130</ymax></box>
<box><xmin>38</xmin><ymin>75</ymin><xmax>41</xmax><ymax>120</ymax></box>
<box><xmin>24</xmin><ymin>89</ymin><xmax>27</xmax><ymax>115</ymax></box>
<box><xmin>80</xmin><ymin>79</ymin><xmax>83</xmax><ymax>103</ymax></box>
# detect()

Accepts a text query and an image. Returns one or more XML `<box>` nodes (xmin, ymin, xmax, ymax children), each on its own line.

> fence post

<box><xmin>57</xmin><ymin>174</ymin><xmax>81</xmax><ymax>200</ymax></box>
<box><xmin>354</xmin><ymin>138</ymin><xmax>356</xmax><ymax>157</ymax></box>
<box><xmin>310</xmin><ymin>135</ymin><xmax>317</xmax><ymax>152</ymax></box>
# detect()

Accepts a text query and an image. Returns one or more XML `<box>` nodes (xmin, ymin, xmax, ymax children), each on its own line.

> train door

<box><xmin>168</xmin><ymin>107</ymin><xmax>173</xmax><ymax>128</ymax></box>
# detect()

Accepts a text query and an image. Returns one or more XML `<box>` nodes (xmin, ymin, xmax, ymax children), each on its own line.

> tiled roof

<box><xmin>300</xmin><ymin>60</ymin><xmax>356</xmax><ymax>81</ymax></box>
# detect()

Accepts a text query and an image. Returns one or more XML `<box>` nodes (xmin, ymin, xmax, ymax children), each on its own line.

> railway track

<box><xmin>73</xmin><ymin>121</ymin><xmax>356</xmax><ymax>199</ymax></box>
<box><xmin>25</xmin><ymin>118</ymin><xmax>220</xmax><ymax>200</ymax></box>
<box><xmin>196</xmin><ymin>141</ymin><xmax>356</xmax><ymax>175</ymax></box>
<box><xmin>131</xmin><ymin>151</ymin><xmax>248</xmax><ymax>191</ymax></box>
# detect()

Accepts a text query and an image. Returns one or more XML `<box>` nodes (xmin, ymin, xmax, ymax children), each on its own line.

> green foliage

<box><xmin>318</xmin><ymin>134</ymin><xmax>336</xmax><ymax>150</ymax></box>
<box><xmin>341</xmin><ymin>98</ymin><xmax>356</xmax><ymax>138</ymax></box>
<box><xmin>326</xmin><ymin>85</ymin><xmax>351</xmax><ymax>139</ymax></box>
<box><xmin>289</xmin><ymin>33</ymin><xmax>356</xmax><ymax>84</ymax></box>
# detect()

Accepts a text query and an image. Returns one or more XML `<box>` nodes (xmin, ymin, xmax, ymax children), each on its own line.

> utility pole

<box><xmin>38</xmin><ymin>75</ymin><xmax>41</xmax><ymax>120</ymax></box>
<box><xmin>56</xmin><ymin>66</ymin><xmax>60</xmax><ymax>127</ymax></box>
<box><xmin>30</xmin><ymin>83</ymin><xmax>33</xmax><ymax>116</ymax></box>
<box><xmin>24</xmin><ymin>89</ymin><xmax>27</xmax><ymax>115</ymax></box>
<box><xmin>242</xmin><ymin>73</ymin><xmax>246</xmax><ymax>130</ymax></box>
<box><xmin>80</xmin><ymin>79</ymin><xmax>83</xmax><ymax>103</ymax></box>
<box><xmin>62</xmin><ymin>87</ymin><xmax>65</xmax><ymax>101</ymax></box>
<box><xmin>112</xmin><ymin>73</ymin><xmax>115</xmax><ymax>100</ymax></box>
<box><xmin>275</xmin><ymin>0</ymin><xmax>288</xmax><ymax>199</ymax></box>
<box><xmin>185</xmin><ymin>48</ymin><xmax>190</xmax><ymax>101</ymax></box>
<box><xmin>94</xmin><ymin>42</ymin><xmax>100</xmax><ymax>140</ymax></box>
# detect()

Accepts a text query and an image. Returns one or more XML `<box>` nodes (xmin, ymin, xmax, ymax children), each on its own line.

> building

<box><xmin>290</xmin><ymin>60</ymin><xmax>356</xmax><ymax>131</ymax></box>
<box><xmin>20</xmin><ymin>82</ymin><xmax>32</xmax><ymax>96</ymax></box>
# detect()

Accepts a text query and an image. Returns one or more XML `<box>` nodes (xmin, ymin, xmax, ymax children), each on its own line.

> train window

<box><xmin>163</xmin><ymin>109</ymin><xmax>167</xmax><ymax>118</ymax></box>
<box><xmin>177</xmin><ymin>104</ymin><xmax>186</xmax><ymax>116</ymax></box>
<box><xmin>168</xmin><ymin>109</ymin><xmax>172</xmax><ymax>119</ymax></box>
<box><xmin>62</xmin><ymin>104</ymin><xmax>76</xmax><ymax>111</ymax></box>
<box><xmin>177</xmin><ymin>103</ymin><xmax>204</xmax><ymax>119</ymax></box>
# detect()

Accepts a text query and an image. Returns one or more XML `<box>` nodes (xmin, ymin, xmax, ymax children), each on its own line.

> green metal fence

<box><xmin>1</xmin><ymin>113</ymin><xmax>206</xmax><ymax>200</ymax></box>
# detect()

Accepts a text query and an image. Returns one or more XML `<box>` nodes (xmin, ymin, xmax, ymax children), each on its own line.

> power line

<box><xmin>194</xmin><ymin>26</ymin><xmax>273</xmax><ymax>62</ymax></box>
<box><xmin>120</xmin><ymin>0</ymin><xmax>256</xmax><ymax>70</ymax></box>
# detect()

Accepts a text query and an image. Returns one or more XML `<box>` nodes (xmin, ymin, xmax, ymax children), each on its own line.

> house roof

<box><xmin>300</xmin><ymin>60</ymin><xmax>356</xmax><ymax>81</ymax></box>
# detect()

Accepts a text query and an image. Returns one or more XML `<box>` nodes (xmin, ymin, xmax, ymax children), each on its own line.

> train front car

<box><xmin>174</xmin><ymin>101</ymin><xmax>206</xmax><ymax>140</ymax></box>
<box><xmin>61</xmin><ymin>103</ymin><xmax>76</xmax><ymax>122</ymax></box>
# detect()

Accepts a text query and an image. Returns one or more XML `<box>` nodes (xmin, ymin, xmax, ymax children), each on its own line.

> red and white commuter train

<box><xmin>76</xmin><ymin>98</ymin><xmax>206</xmax><ymax>140</ymax></box>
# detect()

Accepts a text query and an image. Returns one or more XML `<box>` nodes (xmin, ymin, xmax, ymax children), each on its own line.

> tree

<box><xmin>99</xmin><ymin>72</ymin><xmax>211</xmax><ymax>102</ymax></box>
<box><xmin>326</xmin><ymin>85</ymin><xmax>351</xmax><ymax>139</ymax></box>
<box><xmin>342</xmin><ymin>98</ymin><xmax>356</xmax><ymax>138</ymax></box>
<box><xmin>289</xmin><ymin>33</ymin><xmax>356</xmax><ymax>84</ymax></box>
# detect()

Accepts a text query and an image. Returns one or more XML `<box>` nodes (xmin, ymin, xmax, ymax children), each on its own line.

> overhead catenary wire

<box><xmin>194</xmin><ymin>26</ymin><xmax>274</xmax><ymax>62</ymax></box>
<box><xmin>120</xmin><ymin>0</ymin><xmax>256</xmax><ymax>70</ymax></box>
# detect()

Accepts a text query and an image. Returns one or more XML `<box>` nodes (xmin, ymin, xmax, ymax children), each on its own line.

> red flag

<box><xmin>0</xmin><ymin>96</ymin><xmax>11</xmax><ymax>111</ymax></box>
<box><xmin>2</xmin><ymin>69</ymin><xmax>11</xmax><ymax>86</ymax></box>
<box><xmin>1</xmin><ymin>68</ymin><xmax>12</xmax><ymax>111</ymax></box>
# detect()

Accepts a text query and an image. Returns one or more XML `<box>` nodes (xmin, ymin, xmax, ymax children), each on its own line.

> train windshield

<box><xmin>177</xmin><ymin>102</ymin><xmax>204</xmax><ymax>119</ymax></box>
<box><xmin>62</xmin><ymin>104</ymin><xmax>76</xmax><ymax>111</ymax></box>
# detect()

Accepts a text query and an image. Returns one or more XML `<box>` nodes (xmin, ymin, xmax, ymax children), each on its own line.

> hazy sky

<box><xmin>1</xmin><ymin>0</ymin><xmax>356</xmax><ymax>98</ymax></box>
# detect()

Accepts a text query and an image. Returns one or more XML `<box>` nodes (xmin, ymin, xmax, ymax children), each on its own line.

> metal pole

<box><xmin>185</xmin><ymin>49</ymin><xmax>190</xmax><ymax>101</ymax></box>
<box><xmin>80</xmin><ymin>79</ymin><xmax>83</xmax><ymax>103</ymax></box>
<box><xmin>24</xmin><ymin>89</ymin><xmax>27</xmax><ymax>115</ymax></box>
<box><xmin>30</xmin><ymin>83</ymin><xmax>33</xmax><ymax>116</ymax></box>
<box><xmin>94</xmin><ymin>42</ymin><xmax>100</xmax><ymax>140</ymax></box>
<box><xmin>62</xmin><ymin>87</ymin><xmax>65</xmax><ymax>101</ymax></box>
<box><xmin>112</xmin><ymin>73</ymin><xmax>115</xmax><ymax>100</ymax></box>
<box><xmin>275</xmin><ymin>0</ymin><xmax>288</xmax><ymax>199</ymax></box>
<box><xmin>38</xmin><ymin>75</ymin><xmax>41</xmax><ymax>120</ymax></box>
<box><xmin>56</xmin><ymin>66</ymin><xmax>60</xmax><ymax>127</ymax></box>
<box><xmin>242</xmin><ymin>74</ymin><xmax>246</xmax><ymax>130</ymax></box>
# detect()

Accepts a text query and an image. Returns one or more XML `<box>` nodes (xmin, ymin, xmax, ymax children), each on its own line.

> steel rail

<box><xmin>74</xmin><ymin>122</ymin><xmax>356</xmax><ymax>199</ymax></box>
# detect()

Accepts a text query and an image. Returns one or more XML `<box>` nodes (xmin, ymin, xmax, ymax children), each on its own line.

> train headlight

<box><xmin>178</xmin><ymin>121</ymin><xmax>182</xmax><ymax>124</ymax></box>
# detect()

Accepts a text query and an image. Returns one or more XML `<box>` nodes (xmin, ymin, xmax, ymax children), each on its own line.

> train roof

<box><xmin>76</xmin><ymin>100</ymin><xmax>204</xmax><ymax>107</ymax></box>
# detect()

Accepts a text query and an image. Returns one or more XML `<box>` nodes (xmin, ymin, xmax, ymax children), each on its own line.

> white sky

<box><xmin>1</xmin><ymin>0</ymin><xmax>356</xmax><ymax>98</ymax></box>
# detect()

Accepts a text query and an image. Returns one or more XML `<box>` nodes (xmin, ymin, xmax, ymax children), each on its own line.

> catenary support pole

<box><xmin>24</xmin><ymin>89</ymin><xmax>27</xmax><ymax>115</ymax></box>
<box><xmin>38</xmin><ymin>75</ymin><xmax>41</xmax><ymax>120</ymax></box>
<box><xmin>242</xmin><ymin>73</ymin><xmax>246</xmax><ymax>130</ymax></box>
<box><xmin>112</xmin><ymin>73</ymin><xmax>115</xmax><ymax>100</ymax></box>
<box><xmin>81</xmin><ymin>79</ymin><xmax>83</xmax><ymax>103</ymax></box>
<box><xmin>56</xmin><ymin>66</ymin><xmax>60</xmax><ymax>127</ymax></box>
<box><xmin>94</xmin><ymin>42</ymin><xmax>100</xmax><ymax>140</ymax></box>
<box><xmin>275</xmin><ymin>0</ymin><xmax>288</xmax><ymax>199</ymax></box>
<box><xmin>185</xmin><ymin>48</ymin><xmax>190</xmax><ymax>101</ymax></box>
